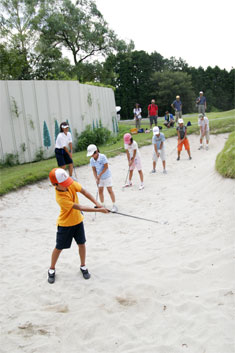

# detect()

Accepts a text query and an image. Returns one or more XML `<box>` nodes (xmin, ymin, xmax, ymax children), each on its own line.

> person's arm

<box><xmin>126</xmin><ymin>149</ymin><xmax>130</xmax><ymax>164</ymax></box>
<box><xmin>154</xmin><ymin>144</ymin><xmax>160</xmax><ymax>157</ymax></box>
<box><xmin>156</xmin><ymin>105</ymin><xmax>158</xmax><ymax>117</ymax></box>
<box><xmin>205</xmin><ymin>100</ymin><xmax>207</xmax><ymax>110</ymax></box>
<box><xmin>73</xmin><ymin>187</ymin><xmax>109</xmax><ymax>212</ymax></box>
<box><xmin>171</xmin><ymin>103</ymin><xmax>175</xmax><ymax>110</ymax></box>
<box><xmin>129</xmin><ymin>149</ymin><xmax>137</xmax><ymax>166</ymax></box>
<box><xmin>69</xmin><ymin>142</ymin><xmax>72</xmax><ymax>153</ymax></box>
<box><xmin>184</xmin><ymin>127</ymin><xmax>187</xmax><ymax>139</ymax></box>
<box><xmin>177</xmin><ymin>130</ymin><xmax>181</xmax><ymax>140</ymax></box>
<box><xmin>92</xmin><ymin>166</ymin><xmax>98</xmax><ymax>183</ymax></box>
<box><xmin>97</xmin><ymin>163</ymin><xmax>108</xmax><ymax>184</ymax></box>
<box><xmin>159</xmin><ymin>141</ymin><xmax>163</xmax><ymax>150</ymax></box>
<box><xmin>63</xmin><ymin>146</ymin><xmax>72</xmax><ymax>158</ymax></box>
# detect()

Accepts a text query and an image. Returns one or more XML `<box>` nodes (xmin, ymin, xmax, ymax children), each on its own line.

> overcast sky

<box><xmin>95</xmin><ymin>0</ymin><xmax>234</xmax><ymax>71</ymax></box>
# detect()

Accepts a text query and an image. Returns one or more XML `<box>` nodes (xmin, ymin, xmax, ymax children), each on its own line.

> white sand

<box><xmin>0</xmin><ymin>133</ymin><xmax>234</xmax><ymax>353</ymax></box>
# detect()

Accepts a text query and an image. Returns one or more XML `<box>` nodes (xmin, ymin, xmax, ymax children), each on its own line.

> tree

<box><xmin>150</xmin><ymin>71</ymin><xmax>195</xmax><ymax>115</ymax></box>
<box><xmin>39</xmin><ymin>0</ymin><xmax>118</xmax><ymax>66</ymax></box>
<box><xmin>54</xmin><ymin>120</ymin><xmax>60</xmax><ymax>142</ymax></box>
<box><xmin>43</xmin><ymin>121</ymin><xmax>51</xmax><ymax>148</ymax></box>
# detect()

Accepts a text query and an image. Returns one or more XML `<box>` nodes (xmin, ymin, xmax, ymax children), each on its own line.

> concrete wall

<box><xmin>0</xmin><ymin>80</ymin><xmax>117</xmax><ymax>163</ymax></box>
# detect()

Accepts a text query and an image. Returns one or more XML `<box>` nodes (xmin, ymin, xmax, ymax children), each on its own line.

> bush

<box><xmin>76</xmin><ymin>125</ymin><xmax>111</xmax><ymax>151</ymax></box>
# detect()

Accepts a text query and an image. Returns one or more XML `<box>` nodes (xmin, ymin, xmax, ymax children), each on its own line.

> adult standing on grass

<box><xmin>198</xmin><ymin>113</ymin><xmax>210</xmax><ymax>150</ymax></box>
<box><xmin>133</xmin><ymin>103</ymin><xmax>142</xmax><ymax>129</ymax></box>
<box><xmin>55</xmin><ymin>122</ymin><xmax>74</xmax><ymax>178</ymax></box>
<box><xmin>151</xmin><ymin>126</ymin><xmax>167</xmax><ymax>174</ymax></box>
<box><xmin>123</xmin><ymin>133</ymin><xmax>144</xmax><ymax>190</ymax></box>
<box><xmin>148</xmin><ymin>99</ymin><xmax>158</xmax><ymax>129</ymax></box>
<box><xmin>48</xmin><ymin>168</ymin><xmax>109</xmax><ymax>284</ymax></box>
<box><xmin>87</xmin><ymin>144</ymin><xmax>118</xmax><ymax>212</ymax></box>
<box><xmin>171</xmin><ymin>95</ymin><xmax>182</xmax><ymax>123</ymax></box>
<box><xmin>196</xmin><ymin>91</ymin><xmax>207</xmax><ymax>114</ymax></box>
<box><xmin>176</xmin><ymin>118</ymin><xmax>192</xmax><ymax>161</ymax></box>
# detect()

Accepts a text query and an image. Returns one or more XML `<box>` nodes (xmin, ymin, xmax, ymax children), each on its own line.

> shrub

<box><xmin>76</xmin><ymin>125</ymin><xmax>111</xmax><ymax>151</ymax></box>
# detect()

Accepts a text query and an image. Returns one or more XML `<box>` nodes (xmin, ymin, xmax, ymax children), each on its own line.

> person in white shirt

<box><xmin>198</xmin><ymin>113</ymin><xmax>210</xmax><ymax>150</ymax></box>
<box><xmin>55</xmin><ymin>122</ymin><xmax>74</xmax><ymax>176</ymax></box>
<box><xmin>123</xmin><ymin>133</ymin><xmax>144</xmax><ymax>190</ymax></box>
<box><xmin>133</xmin><ymin>103</ymin><xmax>142</xmax><ymax>129</ymax></box>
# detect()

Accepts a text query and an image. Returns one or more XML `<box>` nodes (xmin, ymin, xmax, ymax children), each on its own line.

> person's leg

<box><xmin>50</xmin><ymin>248</ymin><xmax>62</xmax><ymax>269</ymax></box>
<box><xmin>68</xmin><ymin>163</ymin><xmax>73</xmax><ymax>176</ymax></box>
<box><xmin>60</xmin><ymin>165</ymin><xmax>66</xmax><ymax>170</ymax></box>
<box><xmin>138</xmin><ymin>170</ymin><xmax>144</xmax><ymax>183</ymax></box>
<box><xmin>129</xmin><ymin>170</ymin><xmax>133</xmax><ymax>183</ymax></box>
<box><xmin>98</xmin><ymin>186</ymin><xmax>104</xmax><ymax>203</ymax></box>
<box><xmin>107</xmin><ymin>186</ymin><xmax>115</xmax><ymax>203</ymax></box>
<box><xmin>162</xmin><ymin>160</ymin><xmax>166</xmax><ymax>170</ymax></box>
<box><xmin>153</xmin><ymin>161</ymin><xmax>156</xmax><ymax>171</ymax></box>
<box><xmin>154</xmin><ymin>117</ymin><xmax>157</xmax><ymax>126</ymax></box>
<box><xmin>149</xmin><ymin>117</ymin><xmax>152</xmax><ymax>129</ymax></box>
<box><xmin>78</xmin><ymin>244</ymin><xmax>86</xmax><ymax>267</ymax></box>
<box><xmin>185</xmin><ymin>140</ymin><xmax>192</xmax><ymax>158</ymax></box>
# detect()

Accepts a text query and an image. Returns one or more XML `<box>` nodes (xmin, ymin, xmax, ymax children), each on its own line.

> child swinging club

<box><xmin>123</xmin><ymin>133</ymin><xmax>144</xmax><ymax>190</ymax></box>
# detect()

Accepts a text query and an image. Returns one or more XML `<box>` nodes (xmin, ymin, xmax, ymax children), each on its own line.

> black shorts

<box><xmin>56</xmin><ymin>222</ymin><xmax>86</xmax><ymax>250</ymax></box>
<box><xmin>55</xmin><ymin>148</ymin><xmax>73</xmax><ymax>166</ymax></box>
<box><xmin>149</xmin><ymin>116</ymin><xmax>157</xmax><ymax>125</ymax></box>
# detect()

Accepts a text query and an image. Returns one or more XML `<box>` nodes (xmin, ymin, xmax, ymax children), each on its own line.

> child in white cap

<box><xmin>123</xmin><ymin>133</ymin><xmax>144</xmax><ymax>190</ymax></box>
<box><xmin>176</xmin><ymin>119</ymin><xmax>192</xmax><ymax>160</ymax></box>
<box><xmin>151</xmin><ymin>126</ymin><xmax>167</xmax><ymax>174</ymax></box>
<box><xmin>198</xmin><ymin>113</ymin><xmax>210</xmax><ymax>150</ymax></box>
<box><xmin>87</xmin><ymin>144</ymin><xmax>118</xmax><ymax>212</ymax></box>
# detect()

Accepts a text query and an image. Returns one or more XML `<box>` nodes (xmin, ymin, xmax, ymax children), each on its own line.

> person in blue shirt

<box><xmin>163</xmin><ymin>111</ymin><xmax>175</xmax><ymax>128</ymax></box>
<box><xmin>196</xmin><ymin>91</ymin><xmax>207</xmax><ymax>114</ymax></box>
<box><xmin>171</xmin><ymin>95</ymin><xmax>182</xmax><ymax>123</ymax></box>
<box><xmin>151</xmin><ymin>126</ymin><xmax>167</xmax><ymax>174</ymax></box>
<box><xmin>87</xmin><ymin>144</ymin><xmax>118</xmax><ymax>212</ymax></box>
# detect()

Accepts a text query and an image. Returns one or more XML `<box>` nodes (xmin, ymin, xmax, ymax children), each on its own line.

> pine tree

<box><xmin>54</xmin><ymin>120</ymin><xmax>60</xmax><ymax>142</ymax></box>
<box><xmin>43</xmin><ymin>121</ymin><xmax>51</xmax><ymax>149</ymax></box>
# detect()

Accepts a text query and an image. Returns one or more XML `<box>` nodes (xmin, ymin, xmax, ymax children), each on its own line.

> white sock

<box><xmin>80</xmin><ymin>265</ymin><xmax>87</xmax><ymax>270</ymax></box>
<box><xmin>200</xmin><ymin>144</ymin><xmax>203</xmax><ymax>147</ymax></box>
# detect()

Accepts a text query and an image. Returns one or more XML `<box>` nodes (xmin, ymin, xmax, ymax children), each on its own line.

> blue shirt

<box><xmin>90</xmin><ymin>153</ymin><xmax>111</xmax><ymax>179</ymax></box>
<box><xmin>152</xmin><ymin>133</ymin><xmax>165</xmax><ymax>149</ymax></box>
<box><xmin>172</xmin><ymin>100</ymin><xmax>182</xmax><ymax>111</ymax></box>
<box><xmin>165</xmin><ymin>113</ymin><xmax>174</xmax><ymax>122</ymax></box>
<box><xmin>197</xmin><ymin>96</ymin><xmax>206</xmax><ymax>105</ymax></box>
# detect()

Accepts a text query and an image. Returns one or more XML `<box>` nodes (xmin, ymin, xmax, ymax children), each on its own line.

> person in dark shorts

<box><xmin>48</xmin><ymin>168</ymin><xmax>109</xmax><ymax>284</ymax></box>
<box><xmin>55</xmin><ymin>122</ymin><xmax>74</xmax><ymax>177</ymax></box>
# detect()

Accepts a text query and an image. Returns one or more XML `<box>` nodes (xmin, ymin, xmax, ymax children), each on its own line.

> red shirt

<box><xmin>148</xmin><ymin>104</ymin><xmax>158</xmax><ymax>116</ymax></box>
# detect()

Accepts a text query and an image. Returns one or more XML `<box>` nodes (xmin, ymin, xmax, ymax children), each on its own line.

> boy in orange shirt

<box><xmin>48</xmin><ymin>168</ymin><xmax>108</xmax><ymax>283</ymax></box>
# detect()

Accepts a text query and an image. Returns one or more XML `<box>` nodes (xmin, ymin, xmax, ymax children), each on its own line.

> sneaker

<box><xmin>198</xmin><ymin>146</ymin><xmax>203</xmax><ymax>150</ymax></box>
<box><xmin>163</xmin><ymin>169</ymin><xmax>167</xmax><ymax>174</ymax></box>
<box><xmin>150</xmin><ymin>169</ymin><xmax>156</xmax><ymax>173</ymax></box>
<box><xmin>48</xmin><ymin>269</ymin><xmax>55</xmax><ymax>284</ymax></box>
<box><xmin>111</xmin><ymin>205</ymin><xmax>118</xmax><ymax>213</ymax></box>
<box><xmin>80</xmin><ymin>267</ymin><xmax>90</xmax><ymax>280</ymax></box>
<box><xmin>123</xmin><ymin>182</ymin><xmax>132</xmax><ymax>188</ymax></box>
<box><xmin>177</xmin><ymin>157</ymin><xmax>180</xmax><ymax>161</ymax></box>
<box><xmin>189</xmin><ymin>156</ymin><xmax>192</xmax><ymax>160</ymax></box>
<box><xmin>139</xmin><ymin>185</ymin><xmax>144</xmax><ymax>190</ymax></box>
<box><xmin>206</xmin><ymin>146</ymin><xmax>209</xmax><ymax>150</ymax></box>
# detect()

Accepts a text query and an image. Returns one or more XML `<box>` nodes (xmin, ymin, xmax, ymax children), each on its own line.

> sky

<box><xmin>95</xmin><ymin>0</ymin><xmax>234</xmax><ymax>71</ymax></box>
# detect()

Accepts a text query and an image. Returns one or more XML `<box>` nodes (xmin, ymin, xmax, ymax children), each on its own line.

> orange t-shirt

<box><xmin>55</xmin><ymin>182</ymin><xmax>84</xmax><ymax>227</ymax></box>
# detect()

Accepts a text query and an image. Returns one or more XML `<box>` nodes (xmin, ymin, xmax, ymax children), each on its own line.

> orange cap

<box><xmin>49</xmin><ymin>168</ymin><xmax>73</xmax><ymax>187</ymax></box>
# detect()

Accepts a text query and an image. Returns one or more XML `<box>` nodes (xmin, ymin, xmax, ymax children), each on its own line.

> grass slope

<box><xmin>215</xmin><ymin>131</ymin><xmax>235</xmax><ymax>178</ymax></box>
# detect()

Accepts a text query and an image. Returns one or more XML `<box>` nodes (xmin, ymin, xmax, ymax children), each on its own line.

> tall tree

<box><xmin>39</xmin><ymin>0</ymin><xmax>118</xmax><ymax>66</ymax></box>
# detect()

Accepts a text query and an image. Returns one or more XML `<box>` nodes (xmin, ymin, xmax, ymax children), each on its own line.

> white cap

<box><xmin>199</xmin><ymin>91</ymin><xmax>203</xmax><ymax>94</ymax></box>
<box><xmin>87</xmin><ymin>144</ymin><xmax>97</xmax><ymax>157</ymax></box>
<box><xmin>178</xmin><ymin>118</ymin><xmax>184</xmax><ymax>124</ymax></box>
<box><xmin>153</xmin><ymin>126</ymin><xmax>160</xmax><ymax>135</ymax></box>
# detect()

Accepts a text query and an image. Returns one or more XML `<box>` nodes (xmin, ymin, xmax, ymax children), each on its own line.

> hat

<box><xmin>176</xmin><ymin>95</ymin><xmax>180</xmax><ymax>98</ymax></box>
<box><xmin>178</xmin><ymin>118</ymin><xmax>184</xmax><ymax>124</ymax></box>
<box><xmin>198</xmin><ymin>113</ymin><xmax>204</xmax><ymax>118</ymax></box>
<box><xmin>199</xmin><ymin>91</ymin><xmax>203</xmax><ymax>94</ymax></box>
<box><xmin>87</xmin><ymin>144</ymin><xmax>97</xmax><ymax>157</ymax></box>
<box><xmin>124</xmin><ymin>133</ymin><xmax>132</xmax><ymax>144</ymax></box>
<box><xmin>153</xmin><ymin>126</ymin><xmax>160</xmax><ymax>135</ymax></box>
<box><xmin>61</xmin><ymin>123</ymin><xmax>69</xmax><ymax>129</ymax></box>
<box><xmin>49</xmin><ymin>168</ymin><xmax>73</xmax><ymax>187</ymax></box>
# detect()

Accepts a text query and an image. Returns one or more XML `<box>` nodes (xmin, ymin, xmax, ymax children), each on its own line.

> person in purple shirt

<box><xmin>196</xmin><ymin>91</ymin><xmax>207</xmax><ymax>114</ymax></box>
<box><xmin>171</xmin><ymin>95</ymin><xmax>182</xmax><ymax>123</ymax></box>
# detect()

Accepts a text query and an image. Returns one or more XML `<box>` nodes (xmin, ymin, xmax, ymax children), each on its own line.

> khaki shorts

<box><xmin>200</xmin><ymin>131</ymin><xmax>210</xmax><ymax>140</ymax></box>
<box><xmin>130</xmin><ymin>158</ymin><xmax>142</xmax><ymax>171</ymax></box>
<box><xmin>153</xmin><ymin>147</ymin><xmax>166</xmax><ymax>161</ymax></box>
<box><xmin>198</xmin><ymin>105</ymin><xmax>205</xmax><ymax>114</ymax></box>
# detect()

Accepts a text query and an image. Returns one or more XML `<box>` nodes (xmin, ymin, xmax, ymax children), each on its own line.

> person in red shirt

<box><xmin>148</xmin><ymin>99</ymin><xmax>158</xmax><ymax>129</ymax></box>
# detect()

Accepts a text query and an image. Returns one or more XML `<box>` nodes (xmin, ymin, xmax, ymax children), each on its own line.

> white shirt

<box><xmin>124</xmin><ymin>140</ymin><xmax>140</xmax><ymax>159</ymax></box>
<box><xmin>133</xmin><ymin>108</ymin><xmax>142</xmax><ymax>119</ymax></box>
<box><xmin>55</xmin><ymin>132</ymin><xmax>72</xmax><ymax>149</ymax></box>
<box><xmin>198</xmin><ymin>116</ymin><xmax>209</xmax><ymax>131</ymax></box>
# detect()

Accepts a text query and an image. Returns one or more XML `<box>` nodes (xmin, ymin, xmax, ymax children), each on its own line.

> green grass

<box><xmin>215</xmin><ymin>131</ymin><xmax>235</xmax><ymax>178</ymax></box>
<box><xmin>0</xmin><ymin>109</ymin><xmax>234</xmax><ymax>196</ymax></box>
